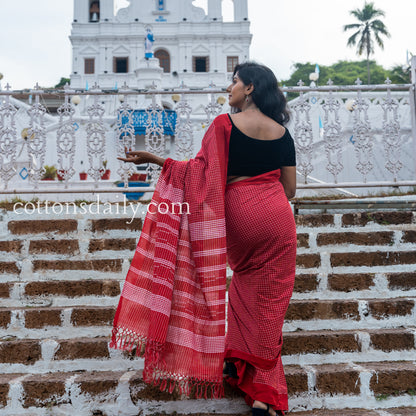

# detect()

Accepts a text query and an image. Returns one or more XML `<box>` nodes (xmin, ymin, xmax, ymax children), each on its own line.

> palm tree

<box><xmin>343</xmin><ymin>1</ymin><xmax>390</xmax><ymax>84</ymax></box>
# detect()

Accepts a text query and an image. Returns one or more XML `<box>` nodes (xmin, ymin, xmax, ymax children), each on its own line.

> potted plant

<box><xmin>79</xmin><ymin>161</ymin><xmax>87</xmax><ymax>180</ymax></box>
<box><xmin>101</xmin><ymin>159</ymin><xmax>110</xmax><ymax>180</ymax></box>
<box><xmin>41</xmin><ymin>165</ymin><xmax>57</xmax><ymax>181</ymax></box>
<box><xmin>57</xmin><ymin>169</ymin><xmax>66</xmax><ymax>181</ymax></box>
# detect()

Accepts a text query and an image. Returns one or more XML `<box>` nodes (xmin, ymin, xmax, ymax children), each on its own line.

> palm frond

<box><xmin>347</xmin><ymin>30</ymin><xmax>362</xmax><ymax>48</ymax></box>
<box><xmin>343</xmin><ymin>23</ymin><xmax>361</xmax><ymax>31</ymax></box>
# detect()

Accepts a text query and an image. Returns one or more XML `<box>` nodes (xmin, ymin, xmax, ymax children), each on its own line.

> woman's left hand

<box><xmin>118</xmin><ymin>148</ymin><xmax>166</xmax><ymax>167</ymax></box>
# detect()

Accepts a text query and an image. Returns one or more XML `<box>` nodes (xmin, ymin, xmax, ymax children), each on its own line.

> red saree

<box><xmin>110</xmin><ymin>114</ymin><xmax>231</xmax><ymax>398</ymax></box>
<box><xmin>224</xmin><ymin>170</ymin><xmax>297</xmax><ymax>412</ymax></box>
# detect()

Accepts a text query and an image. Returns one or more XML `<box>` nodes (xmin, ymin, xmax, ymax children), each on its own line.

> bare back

<box><xmin>229</xmin><ymin>111</ymin><xmax>286</xmax><ymax>141</ymax></box>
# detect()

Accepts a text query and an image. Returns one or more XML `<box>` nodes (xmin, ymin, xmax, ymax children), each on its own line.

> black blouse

<box><xmin>227</xmin><ymin>114</ymin><xmax>296</xmax><ymax>177</ymax></box>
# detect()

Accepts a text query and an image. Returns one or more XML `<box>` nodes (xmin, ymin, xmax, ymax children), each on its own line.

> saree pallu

<box><xmin>224</xmin><ymin>170</ymin><xmax>296</xmax><ymax>413</ymax></box>
<box><xmin>110</xmin><ymin>114</ymin><xmax>231</xmax><ymax>398</ymax></box>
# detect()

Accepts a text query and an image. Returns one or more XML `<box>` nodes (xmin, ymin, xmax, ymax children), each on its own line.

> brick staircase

<box><xmin>0</xmin><ymin>206</ymin><xmax>415</xmax><ymax>415</ymax></box>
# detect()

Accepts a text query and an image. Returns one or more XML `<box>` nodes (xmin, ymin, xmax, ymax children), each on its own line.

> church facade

<box><xmin>70</xmin><ymin>0</ymin><xmax>252</xmax><ymax>90</ymax></box>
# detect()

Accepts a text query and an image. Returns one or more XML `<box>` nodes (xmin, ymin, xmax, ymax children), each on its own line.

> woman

<box><xmin>111</xmin><ymin>62</ymin><xmax>296</xmax><ymax>416</ymax></box>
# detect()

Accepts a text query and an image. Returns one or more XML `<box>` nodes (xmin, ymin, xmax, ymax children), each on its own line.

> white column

<box><xmin>100</xmin><ymin>0</ymin><xmax>114</xmax><ymax>21</ymax></box>
<box><xmin>73</xmin><ymin>0</ymin><xmax>89</xmax><ymax>23</ymax></box>
<box><xmin>208</xmin><ymin>0</ymin><xmax>222</xmax><ymax>20</ymax></box>
<box><xmin>233</xmin><ymin>0</ymin><xmax>249</xmax><ymax>21</ymax></box>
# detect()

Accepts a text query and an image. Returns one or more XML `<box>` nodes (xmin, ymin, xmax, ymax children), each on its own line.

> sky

<box><xmin>0</xmin><ymin>0</ymin><xmax>414</xmax><ymax>90</ymax></box>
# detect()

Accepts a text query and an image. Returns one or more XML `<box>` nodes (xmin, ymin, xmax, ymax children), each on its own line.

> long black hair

<box><xmin>233</xmin><ymin>61</ymin><xmax>290</xmax><ymax>125</ymax></box>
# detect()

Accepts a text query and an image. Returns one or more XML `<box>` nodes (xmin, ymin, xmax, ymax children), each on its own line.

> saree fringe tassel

<box><xmin>111</xmin><ymin>325</ymin><xmax>224</xmax><ymax>399</ymax></box>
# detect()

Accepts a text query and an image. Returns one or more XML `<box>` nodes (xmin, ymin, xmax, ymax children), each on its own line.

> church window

<box><xmin>227</xmin><ymin>56</ymin><xmax>239</xmax><ymax>72</ymax></box>
<box><xmin>155</xmin><ymin>50</ymin><xmax>170</xmax><ymax>73</ymax></box>
<box><xmin>89</xmin><ymin>1</ymin><xmax>100</xmax><ymax>22</ymax></box>
<box><xmin>84</xmin><ymin>58</ymin><xmax>95</xmax><ymax>74</ymax></box>
<box><xmin>193</xmin><ymin>56</ymin><xmax>209</xmax><ymax>73</ymax></box>
<box><xmin>114</xmin><ymin>57</ymin><xmax>129</xmax><ymax>73</ymax></box>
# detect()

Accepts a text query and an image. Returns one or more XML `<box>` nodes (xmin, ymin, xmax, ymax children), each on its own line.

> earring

<box><xmin>245</xmin><ymin>95</ymin><xmax>249</xmax><ymax>103</ymax></box>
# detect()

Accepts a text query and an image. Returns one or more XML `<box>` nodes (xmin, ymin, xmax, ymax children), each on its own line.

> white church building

<box><xmin>70</xmin><ymin>0</ymin><xmax>252</xmax><ymax>90</ymax></box>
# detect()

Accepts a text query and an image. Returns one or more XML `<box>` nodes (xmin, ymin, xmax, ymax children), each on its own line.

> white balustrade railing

<box><xmin>0</xmin><ymin>78</ymin><xmax>415</xmax><ymax>198</ymax></box>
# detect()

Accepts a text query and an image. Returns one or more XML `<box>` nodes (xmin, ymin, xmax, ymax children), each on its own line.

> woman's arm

<box><xmin>280</xmin><ymin>166</ymin><xmax>296</xmax><ymax>199</ymax></box>
<box><xmin>118</xmin><ymin>150</ymin><xmax>166</xmax><ymax>167</ymax></box>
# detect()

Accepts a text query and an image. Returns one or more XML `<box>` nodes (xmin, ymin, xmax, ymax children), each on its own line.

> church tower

<box><xmin>233</xmin><ymin>0</ymin><xmax>249</xmax><ymax>21</ymax></box>
<box><xmin>70</xmin><ymin>0</ymin><xmax>252</xmax><ymax>90</ymax></box>
<box><xmin>73</xmin><ymin>0</ymin><xmax>114</xmax><ymax>23</ymax></box>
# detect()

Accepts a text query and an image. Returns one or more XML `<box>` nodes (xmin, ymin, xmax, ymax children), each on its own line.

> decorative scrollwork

<box><xmin>381</xmin><ymin>78</ymin><xmax>402</xmax><ymax>180</ymax></box>
<box><xmin>204</xmin><ymin>83</ymin><xmax>222</xmax><ymax>125</ymax></box>
<box><xmin>290</xmin><ymin>80</ymin><xmax>314</xmax><ymax>183</ymax></box>
<box><xmin>86</xmin><ymin>83</ymin><xmax>107</xmax><ymax>184</ymax></box>
<box><xmin>26</xmin><ymin>84</ymin><xmax>47</xmax><ymax>188</ymax></box>
<box><xmin>116</xmin><ymin>84</ymin><xmax>136</xmax><ymax>186</ymax></box>
<box><xmin>352</xmin><ymin>79</ymin><xmax>373</xmax><ymax>182</ymax></box>
<box><xmin>0</xmin><ymin>84</ymin><xmax>18</xmax><ymax>188</ymax></box>
<box><xmin>145</xmin><ymin>92</ymin><xmax>165</xmax><ymax>184</ymax></box>
<box><xmin>56</xmin><ymin>85</ymin><xmax>76</xmax><ymax>187</ymax></box>
<box><xmin>174</xmin><ymin>93</ymin><xmax>194</xmax><ymax>161</ymax></box>
<box><xmin>322</xmin><ymin>79</ymin><xmax>343</xmax><ymax>183</ymax></box>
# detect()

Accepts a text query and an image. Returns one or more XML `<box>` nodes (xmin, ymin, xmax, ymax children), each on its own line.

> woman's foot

<box><xmin>252</xmin><ymin>401</ymin><xmax>278</xmax><ymax>416</ymax></box>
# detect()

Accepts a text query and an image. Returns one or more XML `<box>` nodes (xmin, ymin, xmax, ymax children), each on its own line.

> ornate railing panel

<box><xmin>0</xmin><ymin>80</ymin><xmax>414</xmax><ymax>197</ymax></box>
<box><xmin>0</xmin><ymin>84</ymin><xmax>18</xmax><ymax>188</ymax></box>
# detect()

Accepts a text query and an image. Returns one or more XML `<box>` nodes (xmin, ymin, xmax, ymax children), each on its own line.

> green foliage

<box><xmin>41</xmin><ymin>165</ymin><xmax>57</xmax><ymax>180</ymax></box>
<box><xmin>282</xmin><ymin>60</ymin><xmax>408</xmax><ymax>89</ymax></box>
<box><xmin>389</xmin><ymin>64</ymin><xmax>411</xmax><ymax>84</ymax></box>
<box><xmin>54</xmin><ymin>77</ymin><xmax>70</xmax><ymax>89</ymax></box>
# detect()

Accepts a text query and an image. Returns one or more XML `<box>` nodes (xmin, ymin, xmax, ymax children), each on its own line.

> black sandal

<box><xmin>223</xmin><ymin>361</ymin><xmax>238</xmax><ymax>378</ymax></box>
<box><xmin>252</xmin><ymin>404</ymin><xmax>270</xmax><ymax>416</ymax></box>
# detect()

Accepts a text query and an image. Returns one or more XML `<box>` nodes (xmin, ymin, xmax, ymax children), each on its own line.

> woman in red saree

<box><xmin>112</xmin><ymin>62</ymin><xmax>296</xmax><ymax>416</ymax></box>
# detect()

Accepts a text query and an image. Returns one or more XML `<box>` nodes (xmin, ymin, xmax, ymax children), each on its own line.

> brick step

<box><xmin>0</xmin><ymin>362</ymin><xmax>415</xmax><ymax>413</ymax></box>
<box><xmin>1</xmin><ymin>329</ymin><xmax>415</xmax><ymax>369</ymax></box>
<box><xmin>1</xmin><ymin>299</ymin><xmax>414</xmax><ymax>334</ymax></box>
<box><xmin>2</xmin><ymin>272</ymin><xmax>415</xmax><ymax>301</ymax></box>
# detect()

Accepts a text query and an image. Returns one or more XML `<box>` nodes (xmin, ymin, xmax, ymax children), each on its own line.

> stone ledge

<box><xmin>331</xmin><ymin>251</ymin><xmax>416</xmax><ymax>267</ymax></box>
<box><xmin>363</xmin><ymin>361</ymin><xmax>416</xmax><ymax>395</ymax></box>
<box><xmin>286</xmin><ymin>300</ymin><xmax>360</xmax><ymax>321</ymax></box>
<box><xmin>328</xmin><ymin>273</ymin><xmax>375</xmax><ymax>292</ymax></box>
<box><xmin>33</xmin><ymin>259</ymin><xmax>123</xmax><ymax>272</ymax></box>
<box><xmin>24</xmin><ymin>279</ymin><xmax>120</xmax><ymax>297</ymax></box>
<box><xmin>29</xmin><ymin>239</ymin><xmax>80</xmax><ymax>255</ymax></box>
<box><xmin>90</xmin><ymin>218</ymin><xmax>143</xmax><ymax>232</ymax></box>
<box><xmin>0</xmin><ymin>339</ymin><xmax>41</xmax><ymax>364</ymax></box>
<box><xmin>387</xmin><ymin>272</ymin><xmax>416</xmax><ymax>290</ymax></box>
<box><xmin>342</xmin><ymin>211</ymin><xmax>413</xmax><ymax>227</ymax></box>
<box><xmin>88</xmin><ymin>238</ymin><xmax>137</xmax><ymax>252</ymax></box>
<box><xmin>369</xmin><ymin>328</ymin><xmax>415</xmax><ymax>352</ymax></box>
<box><xmin>317</xmin><ymin>231</ymin><xmax>394</xmax><ymax>246</ymax></box>
<box><xmin>283</xmin><ymin>330</ymin><xmax>360</xmax><ymax>355</ymax></box>
<box><xmin>295</xmin><ymin>214</ymin><xmax>334</xmax><ymax>227</ymax></box>
<box><xmin>8</xmin><ymin>219</ymin><xmax>78</xmax><ymax>235</ymax></box>
<box><xmin>0</xmin><ymin>240</ymin><xmax>22</xmax><ymax>253</ymax></box>
<box><xmin>0</xmin><ymin>262</ymin><xmax>20</xmax><ymax>275</ymax></box>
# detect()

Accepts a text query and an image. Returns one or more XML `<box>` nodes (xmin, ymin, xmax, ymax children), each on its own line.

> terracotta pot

<box><xmin>101</xmin><ymin>169</ymin><xmax>111</xmax><ymax>180</ymax></box>
<box><xmin>79</xmin><ymin>172</ymin><xmax>88</xmax><ymax>180</ymax></box>
<box><xmin>57</xmin><ymin>170</ymin><xmax>65</xmax><ymax>181</ymax></box>
<box><xmin>128</xmin><ymin>173</ymin><xmax>140</xmax><ymax>181</ymax></box>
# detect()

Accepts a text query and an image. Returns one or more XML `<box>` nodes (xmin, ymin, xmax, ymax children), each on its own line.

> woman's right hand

<box><xmin>118</xmin><ymin>149</ymin><xmax>166</xmax><ymax>167</ymax></box>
